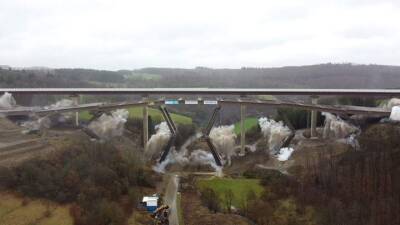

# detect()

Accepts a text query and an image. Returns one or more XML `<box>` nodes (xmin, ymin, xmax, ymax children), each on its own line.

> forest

<box><xmin>198</xmin><ymin>123</ymin><xmax>400</xmax><ymax>225</ymax></box>
<box><xmin>2</xmin><ymin>63</ymin><xmax>400</xmax><ymax>89</ymax></box>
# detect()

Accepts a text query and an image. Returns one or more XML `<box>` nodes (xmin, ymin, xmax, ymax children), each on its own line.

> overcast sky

<box><xmin>0</xmin><ymin>0</ymin><xmax>399</xmax><ymax>70</ymax></box>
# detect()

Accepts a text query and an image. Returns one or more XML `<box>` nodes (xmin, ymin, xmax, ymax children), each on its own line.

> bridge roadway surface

<box><xmin>1</xmin><ymin>88</ymin><xmax>400</xmax><ymax>97</ymax></box>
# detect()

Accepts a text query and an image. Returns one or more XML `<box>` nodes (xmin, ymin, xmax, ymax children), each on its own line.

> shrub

<box><xmin>200</xmin><ymin>188</ymin><xmax>220</xmax><ymax>213</ymax></box>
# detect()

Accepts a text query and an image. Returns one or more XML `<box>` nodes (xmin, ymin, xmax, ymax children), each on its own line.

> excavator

<box><xmin>151</xmin><ymin>204</ymin><xmax>170</xmax><ymax>225</ymax></box>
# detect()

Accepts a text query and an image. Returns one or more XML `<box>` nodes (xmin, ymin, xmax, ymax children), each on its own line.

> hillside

<box><xmin>2</xmin><ymin>63</ymin><xmax>400</xmax><ymax>89</ymax></box>
<box><xmin>128</xmin><ymin>64</ymin><xmax>400</xmax><ymax>89</ymax></box>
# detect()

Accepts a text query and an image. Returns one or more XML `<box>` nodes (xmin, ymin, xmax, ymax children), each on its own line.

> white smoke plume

<box><xmin>21</xmin><ymin>117</ymin><xmax>51</xmax><ymax>133</ymax></box>
<box><xmin>209</xmin><ymin>125</ymin><xmax>237</xmax><ymax>165</ymax></box>
<box><xmin>390</xmin><ymin>106</ymin><xmax>400</xmax><ymax>121</ymax></box>
<box><xmin>146</xmin><ymin>122</ymin><xmax>172</xmax><ymax>159</ymax></box>
<box><xmin>153</xmin><ymin>132</ymin><xmax>222</xmax><ymax>175</ymax></box>
<box><xmin>258</xmin><ymin>117</ymin><xmax>292</xmax><ymax>154</ymax></box>
<box><xmin>88</xmin><ymin>109</ymin><xmax>129</xmax><ymax>140</ymax></box>
<box><xmin>322</xmin><ymin>112</ymin><xmax>359</xmax><ymax>139</ymax></box>
<box><xmin>46</xmin><ymin>98</ymin><xmax>77</xmax><ymax>122</ymax></box>
<box><xmin>153</xmin><ymin>149</ymin><xmax>222</xmax><ymax>175</ymax></box>
<box><xmin>346</xmin><ymin>134</ymin><xmax>360</xmax><ymax>150</ymax></box>
<box><xmin>150</xmin><ymin>125</ymin><xmax>235</xmax><ymax>173</ymax></box>
<box><xmin>0</xmin><ymin>92</ymin><xmax>16</xmax><ymax>109</ymax></box>
<box><xmin>382</xmin><ymin>98</ymin><xmax>400</xmax><ymax>110</ymax></box>
<box><xmin>45</xmin><ymin>99</ymin><xmax>76</xmax><ymax>109</ymax></box>
<box><xmin>277</xmin><ymin>147</ymin><xmax>294</xmax><ymax>161</ymax></box>
<box><xmin>188</xmin><ymin>149</ymin><xmax>222</xmax><ymax>173</ymax></box>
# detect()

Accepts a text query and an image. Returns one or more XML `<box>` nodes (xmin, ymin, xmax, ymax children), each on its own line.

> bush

<box><xmin>0</xmin><ymin>166</ymin><xmax>16</xmax><ymax>189</ymax></box>
<box><xmin>200</xmin><ymin>188</ymin><xmax>220</xmax><ymax>213</ymax></box>
<box><xmin>73</xmin><ymin>200</ymin><xmax>126</xmax><ymax>225</ymax></box>
<box><xmin>96</xmin><ymin>200</ymin><xmax>126</xmax><ymax>225</ymax></box>
<box><xmin>247</xmin><ymin>200</ymin><xmax>274</xmax><ymax>225</ymax></box>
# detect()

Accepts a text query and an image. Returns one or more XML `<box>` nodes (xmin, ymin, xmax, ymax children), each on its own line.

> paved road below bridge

<box><xmin>163</xmin><ymin>174</ymin><xmax>180</xmax><ymax>225</ymax></box>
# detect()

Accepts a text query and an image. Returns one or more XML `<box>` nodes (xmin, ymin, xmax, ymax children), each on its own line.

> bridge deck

<box><xmin>0</xmin><ymin>101</ymin><xmax>148</xmax><ymax>116</ymax></box>
<box><xmin>219</xmin><ymin>99</ymin><xmax>391</xmax><ymax>116</ymax></box>
<box><xmin>1</xmin><ymin>88</ymin><xmax>400</xmax><ymax>97</ymax></box>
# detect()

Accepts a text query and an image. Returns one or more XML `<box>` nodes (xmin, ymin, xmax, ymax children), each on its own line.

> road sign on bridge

<box><xmin>184</xmin><ymin>100</ymin><xmax>198</xmax><ymax>105</ymax></box>
<box><xmin>203</xmin><ymin>100</ymin><xmax>218</xmax><ymax>105</ymax></box>
<box><xmin>165</xmin><ymin>100</ymin><xmax>179</xmax><ymax>105</ymax></box>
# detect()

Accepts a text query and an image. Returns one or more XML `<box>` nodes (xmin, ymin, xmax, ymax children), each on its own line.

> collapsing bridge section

<box><xmin>1</xmin><ymin>88</ymin><xmax>396</xmax><ymax>167</ymax></box>
<box><xmin>157</xmin><ymin>105</ymin><xmax>223</xmax><ymax>167</ymax></box>
<box><xmin>202</xmin><ymin>106</ymin><xmax>223</xmax><ymax>166</ymax></box>
<box><xmin>151</xmin><ymin>97</ymin><xmax>393</xmax><ymax>166</ymax></box>
<box><xmin>158</xmin><ymin>106</ymin><xmax>178</xmax><ymax>163</ymax></box>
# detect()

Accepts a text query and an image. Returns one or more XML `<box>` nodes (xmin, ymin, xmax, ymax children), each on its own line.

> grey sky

<box><xmin>0</xmin><ymin>0</ymin><xmax>399</xmax><ymax>70</ymax></box>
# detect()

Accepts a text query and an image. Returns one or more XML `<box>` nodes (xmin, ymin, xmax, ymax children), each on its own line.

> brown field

<box><xmin>0</xmin><ymin>192</ymin><xmax>73</xmax><ymax>225</ymax></box>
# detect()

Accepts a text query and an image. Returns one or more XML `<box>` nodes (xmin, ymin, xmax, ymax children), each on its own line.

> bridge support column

<box><xmin>240</xmin><ymin>104</ymin><xmax>246</xmax><ymax>155</ymax></box>
<box><xmin>70</xmin><ymin>94</ymin><xmax>80</xmax><ymax>127</ymax></box>
<box><xmin>203</xmin><ymin>106</ymin><xmax>222</xmax><ymax>166</ymax></box>
<box><xmin>323</xmin><ymin>119</ymin><xmax>331</xmax><ymax>139</ymax></box>
<box><xmin>142</xmin><ymin>97</ymin><xmax>149</xmax><ymax>148</ymax></box>
<box><xmin>310</xmin><ymin>96</ymin><xmax>319</xmax><ymax>138</ymax></box>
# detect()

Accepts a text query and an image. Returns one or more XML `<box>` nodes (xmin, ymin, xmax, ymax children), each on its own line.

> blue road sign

<box><xmin>165</xmin><ymin>100</ymin><xmax>179</xmax><ymax>105</ymax></box>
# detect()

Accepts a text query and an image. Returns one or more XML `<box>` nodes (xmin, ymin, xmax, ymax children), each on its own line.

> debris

<box><xmin>88</xmin><ymin>109</ymin><xmax>128</xmax><ymax>139</ymax></box>
<box><xmin>390</xmin><ymin>106</ymin><xmax>400</xmax><ymax>121</ymax></box>
<box><xmin>258</xmin><ymin>117</ymin><xmax>291</xmax><ymax>154</ymax></box>
<box><xmin>277</xmin><ymin>147</ymin><xmax>294</xmax><ymax>161</ymax></box>
<box><xmin>0</xmin><ymin>92</ymin><xmax>16</xmax><ymax>109</ymax></box>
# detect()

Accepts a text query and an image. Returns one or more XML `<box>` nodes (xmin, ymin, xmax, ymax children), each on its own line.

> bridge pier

<box><xmin>158</xmin><ymin>106</ymin><xmax>178</xmax><ymax>163</ymax></box>
<box><xmin>70</xmin><ymin>94</ymin><xmax>80</xmax><ymax>126</ymax></box>
<box><xmin>323</xmin><ymin>119</ymin><xmax>331</xmax><ymax>139</ymax></box>
<box><xmin>203</xmin><ymin>106</ymin><xmax>223</xmax><ymax>166</ymax></box>
<box><xmin>142</xmin><ymin>96</ymin><xmax>149</xmax><ymax>148</ymax></box>
<box><xmin>310</xmin><ymin>96</ymin><xmax>319</xmax><ymax>138</ymax></box>
<box><xmin>240</xmin><ymin>103</ymin><xmax>246</xmax><ymax>155</ymax></box>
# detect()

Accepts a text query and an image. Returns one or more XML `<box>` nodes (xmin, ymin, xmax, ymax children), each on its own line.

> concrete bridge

<box><xmin>1</xmin><ymin>88</ymin><xmax>398</xmax><ymax>166</ymax></box>
<box><xmin>1</xmin><ymin>88</ymin><xmax>400</xmax><ymax>96</ymax></box>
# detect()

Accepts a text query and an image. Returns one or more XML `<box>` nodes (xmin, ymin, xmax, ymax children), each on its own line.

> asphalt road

<box><xmin>163</xmin><ymin>174</ymin><xmax>180</xmax><ymax>225</ymax></box>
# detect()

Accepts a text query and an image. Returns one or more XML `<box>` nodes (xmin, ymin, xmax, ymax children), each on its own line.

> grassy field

<box><xmin>124</xmin><ymin>72</ymin><xmax>162</xmax><ymax>81</ymax></box>
<box><xmin>196</xmin><ymin>178</ymin><xmax>264</xmax><ymax>208</ymax></box>
<box><xmin>79</xmin><ymin>106</ymin><xmax>192</xmax><ymax>125</ymax></box>
<box><xmin>233</xmin><ymin>117</ymin><xmax>259</xmax><ymax>135</ymax></box>
<box><xmin>0</xmin><ymin>192</ymin><xmax>73</xmax><ymax>225</ymax></box>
